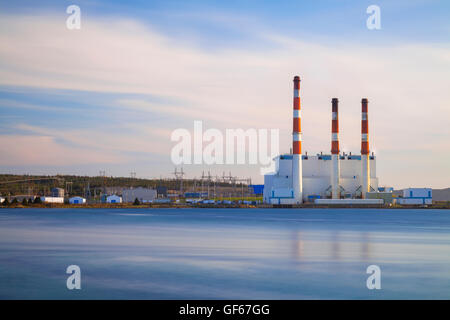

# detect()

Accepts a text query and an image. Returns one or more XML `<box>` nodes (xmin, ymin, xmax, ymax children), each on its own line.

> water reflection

<box><xmin>1</xmin><ymin>208</ymin><xmax>450</xmax><ymax>299</ymax></box>
<box><xmin>292</xmin><ymin>231</ymin><xmax>372</xmax><ymax>262</ymax></box>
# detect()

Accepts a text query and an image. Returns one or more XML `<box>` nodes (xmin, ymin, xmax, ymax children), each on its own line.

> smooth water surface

<box><xmin>0</xmin><ymin>208</ymin><xmax>449</xmax><ymax>299</ymax></box>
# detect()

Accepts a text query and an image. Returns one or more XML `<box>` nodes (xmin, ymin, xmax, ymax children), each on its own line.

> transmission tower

<box><xmin>172</xmin><ymin>167</ymin><xmax>185</xmax><ymax>196</ymax></box>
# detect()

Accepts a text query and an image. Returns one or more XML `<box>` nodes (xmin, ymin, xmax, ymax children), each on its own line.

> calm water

<box><xmin>0</xmin><ymin>208</ymin><xmax>449</xmax><ymax>299</ymax></box>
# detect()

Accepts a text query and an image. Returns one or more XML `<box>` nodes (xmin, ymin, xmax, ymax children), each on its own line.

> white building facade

<box><xmin>40</xmin><ymin>196</ymin><xmax>64</xmax><ymax>203</ymax></box>
<box><xmin>264</xmin><ymin>154</ymin><xmax>379</xmax><ymax>204</ymax></box>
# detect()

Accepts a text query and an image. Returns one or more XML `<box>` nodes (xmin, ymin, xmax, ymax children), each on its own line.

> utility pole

<box><xmin>207</xmin><ymin>171</ymin><xmax>212</xmax><ymax>199</ymax></box>
<box><xmin>99</xmin><ymin>170</ymin><xmax>107</xmax><ymax>196</ymax></box>
<box><xmin>213</xmin><ymin>174</ymin><xmax>217</xmax><ymax>200</ymax></box>
<box><xmin>201</xmin><ymin>170</ymin><xmax>205</xmax><ymax>195</ymax></box>
<box><xmin>65</xmin><ymin>181</ymin><xmax>73</xmax><ymax>196</ymax></box>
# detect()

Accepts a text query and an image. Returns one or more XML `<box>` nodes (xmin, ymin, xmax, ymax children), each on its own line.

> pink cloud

<box><xmin>0</xmin><ymin>135</ymin><xmax>126</xmax><ymax>166</ymax></box>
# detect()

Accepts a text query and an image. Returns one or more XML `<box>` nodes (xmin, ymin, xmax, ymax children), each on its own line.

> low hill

<box><xmin>432</xmin><ymin>188</ymin><xmax>450</xmax><ymax>201</ymax></box>
<box><xmin>0</xmin><ymin>174</ymin><xmax>244</xmax><ymax>197</ymax></box>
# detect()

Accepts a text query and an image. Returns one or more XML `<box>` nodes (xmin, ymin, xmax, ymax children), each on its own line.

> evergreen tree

<box><xmin>3</xmin><ymin>198</ymin><xmax>10</xmax><ymax>206</ymax></box>
<box><xmin>22</xmin><ymin>198</ymin><xmax>28</xmax><ymax>205</ymax></box>
<box><xmin>133</xmin><ymin>198</ymin><xmax>140</xmax><ymax>205</ymax></box>
<box><xmin>33</xmin><ymin>197</ymin><xmax>42</xmax><ymax>204</ymax></box>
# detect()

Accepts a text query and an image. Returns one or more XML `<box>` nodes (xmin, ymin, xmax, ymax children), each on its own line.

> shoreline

<box><xmin>1</xmin><ymin>203</ymin><xmax>449</xmax><ymax>209</ymax></box>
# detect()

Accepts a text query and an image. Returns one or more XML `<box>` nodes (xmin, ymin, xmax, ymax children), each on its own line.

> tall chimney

<box><xmin>361</xmin><ymin>98</ymin><xmax>370</xmax><ymax>198</ymax></box>
<box><xmin>292</xmin><ymin>76</ymin><xmax>303</xmax><ymax>204</ymax></box>
<box><xmin>331</xmin><ymin>98</ymin><xmax>340</xmax><ymax>199</ymax></box>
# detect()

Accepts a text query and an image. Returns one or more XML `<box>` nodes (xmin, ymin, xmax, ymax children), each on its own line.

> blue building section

<box><xmin>307</xmin><ymin>195</ymin><xmax>321</xmax><ymax>202</ymax></box>
<box><xmin>408</xmin><ymin>190</ymin><xmax>432</xmax><ymax>198</ymax></box>
<box><xmin>270</xmin><ymin>189</ymin><xmax>294</xmax><ymax>204</ymax></box>
<box><xmin>250</xmin><ymin>185</ymin><xmax>264</xmax><ymax>195</ymax></box>
<box><xmin>184</xmin><ymin>192</ymin><xmax>208</xmax><ymax>198</ymax></box>
<box><xmin>185</xmin><ymin>192</ymin><xmax>198</xmax><ymax>198</ymax></box>
<box><xmin>279</xmin><ymin>154</ymin><xmax>363</xmax><ymax>160</ymax></box>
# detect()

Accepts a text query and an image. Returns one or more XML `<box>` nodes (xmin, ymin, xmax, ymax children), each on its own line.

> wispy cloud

<box><xmin>0</xmin><ymin>134</ymin><xmax>126</xmax><ymax>166</ymax></box>
<box><xmin>14</xmin><ymin>123</ymin><xmax>170</xmax><ymax>157</ymax></box>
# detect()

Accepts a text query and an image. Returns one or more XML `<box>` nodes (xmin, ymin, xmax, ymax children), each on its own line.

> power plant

<box><xmin>263</xmin><ymin>76</ymin><xmax>379</xmax><ymax>204</ymax></box>
<box><xmin>0</xmin><ymin>73</ymin><xmax>438</xmax><ymax>207</ymax></box>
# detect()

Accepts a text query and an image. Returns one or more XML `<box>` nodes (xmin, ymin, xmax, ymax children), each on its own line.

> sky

<box><xmin>0</xmin><ymin>0</ymin><xmax>449</xmax><ymax>188</ymax></box>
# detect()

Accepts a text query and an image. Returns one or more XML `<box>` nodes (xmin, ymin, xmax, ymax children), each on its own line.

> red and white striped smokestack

<box><xmin>292</xmin><ymin>76</ymin><xmax>302</xmax><ymax>203</ymax></box>
<box><xmin>361</xmin><ymin>98</ymin><xmax>370</xmax><ymax>198</ymax></box>
<box><xmin>331</xmin><ymin>98</ymin><xmax>340</xmax><ymax>199</ymax></box>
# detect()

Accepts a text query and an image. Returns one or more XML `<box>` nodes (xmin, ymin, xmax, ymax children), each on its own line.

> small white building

<box><xmin>69</xmin><ymin>196</ymin><xmax>86</xmax><ymax>204</ymax></box>
<box><xmin>106</xmin><ymin>195</ymin><xmax>122</xmax><ymax>203</ymax></box>
<box><xmin>0</xmin><ymin>197</ymin><xmax>4</xmax><ymax>203</ymax></box>
<box><xmin>40</xmin><ymin>196</ymin><xmax>64</xmax><ymax>203</ymax></box>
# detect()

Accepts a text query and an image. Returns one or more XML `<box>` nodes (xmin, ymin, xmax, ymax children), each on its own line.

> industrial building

<box><xmin>264</xmin><ymin>154</ymin><xmax>379</xmax><ymax>204</ymax></box>
<box><xmin>264</xmin><ymin>76</ymin><xmax>379</xmax><ymax>204</ymax></box>
<box><xmin>395</xmin><ymin>188</ymin><xmax>432</xmax><ymax>205</ymax></box>
<box><xmin>122</xmin><ymin>187</ymin><xmax>157</xmax><ymax>203</ymax></box>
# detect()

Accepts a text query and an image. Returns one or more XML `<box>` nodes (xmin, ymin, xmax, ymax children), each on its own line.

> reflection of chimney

<box><xmin>361</xmin><ymin>98</ymin><xmax>370</xmax><ymax>198</ymax></box>
<box><xmin>331</xmin><ymin>98</ymin><xmax>340</xmax><ymax>199</ymax></box>
<box><xmin>292</xmin><ymin>231</ymin><xmax>304</xmax><ymax>261</ymax></box>
<box><xmin>292</xmin><ymin>76</ymin><xmax>303</xmax><ymax>203</ymax></box>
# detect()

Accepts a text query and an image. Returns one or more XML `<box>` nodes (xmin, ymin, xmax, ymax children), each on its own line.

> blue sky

<box><xmin>2</xmin><ymin>0</ymin><xmax>449</xmax><ymax>44</ymax></box>
<box><xmin>0</xmin><ymin>0</ymin><xmax>449</xmax><ymax>187</ymax></box>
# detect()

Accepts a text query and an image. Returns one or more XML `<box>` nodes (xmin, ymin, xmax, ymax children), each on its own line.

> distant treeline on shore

<box><xmin>0</xmin><ymin>173</ymin><xmax>246</xmax><ymax>197</ymax></box>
